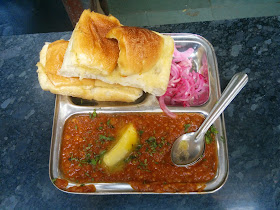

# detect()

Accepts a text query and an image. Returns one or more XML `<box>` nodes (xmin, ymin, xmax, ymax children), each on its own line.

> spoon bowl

<box><xmin>171</xmin><ymin>132</ymin><xmax>205</xmax><ymax>166</ymax></box>
<box><xmin>171</xmin><ymin>72</ymin><xmax>248</xmax><ymax>167</ymax></box>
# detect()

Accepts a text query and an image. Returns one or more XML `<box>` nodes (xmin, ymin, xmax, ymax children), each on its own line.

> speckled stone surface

<box><xmin>1</xmin><ymin>16</ymin><xmax>280</xmax><ymax>209</ymax></box>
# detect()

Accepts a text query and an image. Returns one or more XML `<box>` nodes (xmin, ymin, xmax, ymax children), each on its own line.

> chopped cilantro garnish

<box><xmin>146</xmin><ymin>136</ymin><xmax>157</xmax><ymax>154</ymax></box>
<box><xmin>89</xmin><ymin>109</ymin><xmax>97</xmax><ymax>119</ymax></box>
<box><xmin>205</xmin><ymin>125</ymin><xmax>218</xmax><ymax>144</ymax></box>
<box><xmin>69</xmin><ymin>153</ymin><xmax>79</xmax><ymax>162</ymax></box>
<box><xmin>99</xmin><ymin>135</ymin><xmax>114</xmax><ymax>142</ymax></box>
<box><xmin>85</xmin><ymin>153</ymin><xmax>91</xmax><ymax>159</ymax></box>
<box><xmin>136</xmin><ymin>144</ymin><xmax>142</xmax><ymax>151</ymax></box>
<box><xmin>139</xmin><ymin>160</ymin><xmax>147</xmax><ymax>168</ymax></box>
<box><xmin>68</xmin><ymin>149</ymin><xmax>106</xmax><ymax>167</ymax></box>
<box><xmin>159</xmin><ymin>138</ymin><xmax>166</xmax><ymax>148</ymax></box>
<box><xmin>75</xmin><ymin>125</ymin><xmax>78</xmax><ymax>130</ymax></box>
<box><xmin>51</xmin><ymin>178</ymin><xmax>57</xmax><ymax>183</ymax></box>
<box><xmin>145</xmin><ymin>136</ymin><xmax>168</xmax><ymax>155</ymax></box>
<box><xmin>139</xmin><ymin>130</ymin><xmax>144</xmax><ymax>137</ymax></box>
<box><xmin>90</xmin><ymin>150</ymin><xmax>106</xmax><ymax>166</ymax></box>
<box><xmin>184</xmin><ymin>124</ymin><xmax>191</xmax><ymax>133</ymax></box>
<box><xmin>85</xmin><ymin>144</ymin><xmax>92</xmax><ymax>151</ymax></box>
<box><xmin>99</xmin><ymin>150</ymin><xmax>107</xmax><ymax>156</ymax></box>
<box><xmin>138</xmin><ymin>159</ymin><xmax>150</xmax><ymax>172</ymax></box>
<box><xmin>210</xmin><ymin>126</ymin><xmax>218</xmax><ymax>134</ymax></box>
<box><xmin>205</xmin><ymin>135</ymin><xmax>211</xmax><ymax>144</ymax></box>
<box><xmin>91</xmin><ymin>158</ymin><xmax>97</xmax><ymax>165</ymax></box>
<box><xmin>106</xmin><ymin>119</ymin><xmax>114</xmax><ymax>128</ymax></box>
<box><xmin>124</xmin><ymin>154</ymin><xmax>137</xmax><ymax>163</ymax></box>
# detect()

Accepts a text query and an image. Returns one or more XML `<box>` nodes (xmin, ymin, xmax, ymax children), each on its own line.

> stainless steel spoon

<box><xmin>171</xmin><ymin>72</ymin><xmax>248</xmax><ymax>166</ymax></box>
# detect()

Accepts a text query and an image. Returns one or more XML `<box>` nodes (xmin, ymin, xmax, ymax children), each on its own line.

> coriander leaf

<box><xmin>90</xmin><ymin>150</ymin><xmax>106</xmax><ymax>166</ymax></box>
<box><xmin>99</xmin><ymin>150</ymin><xmax>107</xmax><ymax>156</ymax></box>
<box><xmin>106</xmin><ymin>119</ymin><xmax>114</xmax><ymax>128</ymax></box>
<box><xmin>124</xmin><ymin>154</ymin><xmax>137</xmax><ymax>163</ymax></box>
<box><xmin>91</xmin><ymin>159</ymin><xmax>97</xmax><ymax>165</ymax></box>
<box><xmin>136</xmin><ymin>144</ymin><xmax>142</xmax><ymax>151</ymax></box>
<box><xmin>205</xmin><ymin>125</ymin><xmax>218</xmax><ymax>144</ymax></box>
<box><xmin>85</xmin><ymin>153</ymin><xmax>91</xmax><ymax>159</ymax></box>
<box><xmin>69</xmin><ymin>153</ymin><xmax>79</xmax><ymax>162</ymax></box>
<box><xmin>184</xmin><ymin>124</ymin><xmax>191</xmax><ymax>133</ymax></box>
<box><xmin>146</xmin><ymin>136</ymin><xmax>165</xmax><ymax>155</ymax></box>
<box><xmin>205</xmin><ymin>136</ymin><xmax>211</xmax><ymax>144</ymax></box>
<box><xmin>89</xmin><ymin>109</ymin><xmax>97</xmax><ymax>119</ymax></box>
<box><xmin>85</xmin><ymin>144</ymin><xmax>92</xmax><ymax>150</ymax></box>
<box><xmin>99</xmin><ymin>135</ymin><xmax>114</xmax><ymax>141</ymax></box>
<box><xmin>211</xmin><ymin>126</ymin><xmax>218</xmax><ymax>134</ymax></box>
<box><xmin>139</xmin><ymin>130</ymin><xmax>144</xmax><ymax>136</ymax></box>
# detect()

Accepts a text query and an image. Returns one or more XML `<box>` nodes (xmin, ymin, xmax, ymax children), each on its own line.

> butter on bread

<box><xmin>37</xmin><ymin>40</ymin><xmax>143</xmax><ymax>102</ymax></box>
<box><xmin>59</xmin><ymin>11</ymin><xmax>174</xmax><ymax>96</ymax></box>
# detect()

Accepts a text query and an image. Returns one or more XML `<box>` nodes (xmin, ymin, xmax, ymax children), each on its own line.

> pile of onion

<box><xmin>159</xmin><ymin>46</ymin><xmax>209</xmax><ymax>118</ymax></box>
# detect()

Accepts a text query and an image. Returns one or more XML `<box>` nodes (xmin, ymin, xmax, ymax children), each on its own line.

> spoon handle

<box><xmin>196</xmin><ymin>72</ymin><xmax>248</xmax><ymax>140</ymax></box>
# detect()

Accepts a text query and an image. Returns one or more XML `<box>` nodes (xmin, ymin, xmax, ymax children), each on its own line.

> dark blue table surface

<box><xmin>1</xmin><ymin>16</ymin><xmax>280</xmax><ymax>209</ymax></box>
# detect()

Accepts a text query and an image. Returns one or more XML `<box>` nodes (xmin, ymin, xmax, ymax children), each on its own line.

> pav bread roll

<box><xmin>106</xmin><ymin>26</ymin><xmax>164</xmax><ymax>76</ymax></box>
<box><xmin>36</xmin><ymin>40</ymin><xmax>143</xmax><ymax>102</ymax></box>
<box><xmin>60</xmin><ymin>9</ymin><xmax>121</xmax><ymax>77</ymax></box>
<box><xmin>59</xmin><ymin>10</ymin><xmax>174</xmax><ymax>96</ymax></box>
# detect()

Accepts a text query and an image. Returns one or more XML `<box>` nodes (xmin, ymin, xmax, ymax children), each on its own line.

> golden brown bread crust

<box><xmin>44</xmin><ymin>40</ymin><xmax>95</xmax><ymax>87</ymax></box>
<box><xmin>106</xmin><ymin>26</ymin><xmax>164</xmax><ymax>76</ymax></box>
<box><xmin>37</xmin><ymin>40</ymin><xmax>143</xmax><ymax>102</ymax></box>
<box><xmin>58</xmin><ymin>11</ymin><xmax>174</xmax><ymax>96</ymax></box>
<box><xmin>45</xmin><ymin>40</ymin><xmax>68</xmax><ymax>75</ymax></box>
<box><xmin>72</xmin><ymin>10</ymin><xmax>121</xmax><ymax>75</ymax></box>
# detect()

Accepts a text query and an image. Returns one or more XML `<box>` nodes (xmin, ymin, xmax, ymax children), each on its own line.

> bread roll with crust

<box><xmin>59</xmin><ymin>12</ymin><xmax>174</xmax><ymax>96</ymax></box>
<box><xmin>106</xmin><ymin>26</ymin><xmax>164</xmax><ymax>76</ymax></box>
<box><xmin>60</xmin><ymin>9</ymin><xmax>121</xmax><ymax>77</ymax></box>
<box><xmin>37</xmin><ymin>40</ymin><xmax>143</xmax><ymax>102</ymax></box>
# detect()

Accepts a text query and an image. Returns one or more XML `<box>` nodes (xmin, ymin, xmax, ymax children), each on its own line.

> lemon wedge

<box><xmin>103</xmin><ymin>123</ymin><xmax>139</xmax><ymax>168</ymax></box>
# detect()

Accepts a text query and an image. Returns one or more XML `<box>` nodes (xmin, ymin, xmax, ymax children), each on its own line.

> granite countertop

<box><xmin>0</xmin><ymin>16</ymin><xmax>279</xmax><ymax>209</ymax></box>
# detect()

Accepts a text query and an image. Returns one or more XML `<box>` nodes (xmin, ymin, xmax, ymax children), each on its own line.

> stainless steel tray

<box><xmin>49</xmin><ymin>33</ymin><xmax>229</xmax><ymax>194</ymax></box>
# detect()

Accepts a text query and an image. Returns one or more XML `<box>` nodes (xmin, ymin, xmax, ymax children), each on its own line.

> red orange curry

<box><xmin>55</xmin><ymin>112</ymin><xmax>218</xmax><ymax>193</ymax></box>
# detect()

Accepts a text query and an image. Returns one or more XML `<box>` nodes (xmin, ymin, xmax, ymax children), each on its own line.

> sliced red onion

<box><xmin>158</xmin><ymin>45</ymin><xmax>209</xmax><ymax>117</ymax></box>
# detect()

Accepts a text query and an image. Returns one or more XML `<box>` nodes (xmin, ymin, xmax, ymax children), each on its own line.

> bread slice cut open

<box><xmin>37</xmin><ymin>40</ymin><xmax>143</xmax><ymax>102</ymax></box>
